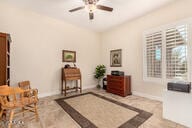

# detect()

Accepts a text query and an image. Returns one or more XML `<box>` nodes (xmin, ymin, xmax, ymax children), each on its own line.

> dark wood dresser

<box><xmin>107</xmin><ymin>75</ymin><xmax>131</xmax><ymax>97</ymax></box>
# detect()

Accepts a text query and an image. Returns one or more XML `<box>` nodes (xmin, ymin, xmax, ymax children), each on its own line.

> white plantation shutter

<box><xmin>144</xmin><ymin>21</ymin><xmax>191</xmax><ymax>82</ymax></box>
<box><xmin>145</xmin><ymin>31</ymin><xmax>162</xmax><ymax>78</ymax></box>
<box><xmin>166</xmin><ymin>25</ymin><xmax>188</xmax><ymax>80</ymax></box>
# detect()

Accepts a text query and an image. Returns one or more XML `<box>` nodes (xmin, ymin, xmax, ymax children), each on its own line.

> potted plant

<box><xmin>94</xmin><ymin>65</ymin><xmax>106</xmax><ymax>88</ymax></box>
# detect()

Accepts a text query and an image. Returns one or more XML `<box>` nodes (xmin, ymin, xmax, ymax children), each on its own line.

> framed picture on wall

<box><xmin>62</xmin><ymin>50</ymin><xmax>76</xmax><ymax>62</ymax></box>
<box><xmin>110</xmin><ymin>49</ymin><xmax>122</xmax><ymax>67</ymax></box>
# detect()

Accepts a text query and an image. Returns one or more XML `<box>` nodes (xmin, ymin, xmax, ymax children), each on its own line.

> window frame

<box><xmin>143</xmin><ymin>18</ymin><xmax>192</xmax><ymax>83</ymax></box>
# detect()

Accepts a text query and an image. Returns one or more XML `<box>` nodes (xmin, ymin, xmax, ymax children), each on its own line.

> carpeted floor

<box><xmin>1</xmin><ymin>88</ymin><xmax>188</xmax><ymax>128</ymax></box>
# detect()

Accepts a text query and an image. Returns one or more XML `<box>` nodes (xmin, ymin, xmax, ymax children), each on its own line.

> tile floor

<box><xmin>1</xmin><ymin>88</ymin><xmax>188</xmax><ymax>128</ymax></box>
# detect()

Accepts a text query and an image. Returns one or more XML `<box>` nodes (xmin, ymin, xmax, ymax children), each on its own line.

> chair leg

<box><xmin>34</xmin><ymin>103</ymin><xmax>38</xmax><ymax>121</ymax></box>
<box><xmin>8</xmin><ymin>110</ymin><xmax>14</xmax><ymax>128</ymax></box>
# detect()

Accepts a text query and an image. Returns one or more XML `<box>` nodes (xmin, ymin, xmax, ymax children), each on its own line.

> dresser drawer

<box><xmin>107</xmin><ymin>88</ymin><xmax>125</xmax><ymax>97</ymax></box>
<box><xmin>107</xmin><ymin>85</ymin><xmax>124</xmax><ymax>91</ymax></box>
<box><xmin>107</xmin><ymin>75</ymin><xmax>124</xmax><ymax>81</ymax></box>
<box><xmin>107</xmin><ymin>79</ymin><xmax>124</xmax><ymax>83</ymax></box>
<box><xmin>107</xmin><ymin>82</ymin><xmax>124</xmax><ymax>90</ymax></box>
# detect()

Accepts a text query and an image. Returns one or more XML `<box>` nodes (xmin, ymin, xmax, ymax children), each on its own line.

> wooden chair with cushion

<box><xmin>0</xmin><ymin>85</ymin><xmax>39</xmax><ymax>128</ymax></box>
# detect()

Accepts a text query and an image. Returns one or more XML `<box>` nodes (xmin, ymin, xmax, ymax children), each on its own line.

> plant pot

<box><xmin>97</xmin><ymin>84</ymin><xmax>101</xmax><ymax>89</ymax></box>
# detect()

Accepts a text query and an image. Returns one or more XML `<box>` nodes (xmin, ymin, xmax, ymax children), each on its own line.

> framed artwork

<box><xmin>62</xmin><ymin>50</ymin><xmax>76</xmax><ymax>62</ymax></box>
<box><xmin>110</xmin><ymin>49</ymin><xmax>122</xmax><ymax>67</ymax></box>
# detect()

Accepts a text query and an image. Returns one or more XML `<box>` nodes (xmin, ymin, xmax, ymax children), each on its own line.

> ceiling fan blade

<box><xmin>89</xmin><ymin>13</ymin><xmax>94</xmax><ymax>20</ymax></box>
<box><xmin>69</xmin><ymin>6</ymin><xmax>85</xmax><ymax>12</ymax></box>
<box><xmin>96</xmin><ymin>5</ymin><xmax>113</xmax><ymax>12</ymax></box>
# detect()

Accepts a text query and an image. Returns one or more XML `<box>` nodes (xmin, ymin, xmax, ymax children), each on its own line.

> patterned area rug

<box><xmin>56</xmin><ymin>92</ymin><xmax>152</xmax><ymax>128</ymax></box>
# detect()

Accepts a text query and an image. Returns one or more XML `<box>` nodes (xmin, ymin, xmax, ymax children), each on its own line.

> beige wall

<box><xmin>101</xmin><ymin>0</ymin><xmax>192</xmax><ymax>98</ymax></box>
<box><xmin>0</xmin><ymin>3</ymin><xmax>101</xmax><ymax>97</ymax></box>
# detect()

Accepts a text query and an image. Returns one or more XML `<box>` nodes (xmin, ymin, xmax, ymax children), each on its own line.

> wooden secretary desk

<box><xmin>61</xmin><ymin>68</ymin><xmax>82</xmax><ymax>96</ymax></box>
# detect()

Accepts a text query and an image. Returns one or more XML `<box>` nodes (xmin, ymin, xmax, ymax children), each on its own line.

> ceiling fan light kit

<box><xmin>85</xmin><ymin>4</ymin><xmax>97</xmax><ymax>12</ymax></box>
<box><xmin>69</xmin><ymin>0</ymin><xmax>113</xmax><ymax>20</ymax></box>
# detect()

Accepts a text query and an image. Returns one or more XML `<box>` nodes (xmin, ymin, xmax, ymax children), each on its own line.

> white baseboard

<box><xmin>38</xmin><ymin>84</ymin><xmax>96</xmax><ymax>98</ymax></box>
<box><xmin>82</xmin><ymin>84</ymin><xmax>96</xmax><ymax>90</ymax></box>
<box><xmin>38</xmin><ymin>90</ymin><xmax>60</xmax><ymax>98</ymax></box>
<box><xmin>132</xmin><ymin>91</ymin><xmax>163</xmax><ymax>102</ymax></box>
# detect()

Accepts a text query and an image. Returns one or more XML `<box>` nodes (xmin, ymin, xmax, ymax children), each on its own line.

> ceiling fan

<box><xmin>69</xmin><ymin>0</ymin><xmax>113</xmax><ymax>20</ymax></box>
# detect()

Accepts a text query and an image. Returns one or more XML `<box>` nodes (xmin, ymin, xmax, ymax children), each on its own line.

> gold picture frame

<box><xmin>62</xmin><ymin>50</ymin><xmax>76</xmax><ymax>62</ymax></box>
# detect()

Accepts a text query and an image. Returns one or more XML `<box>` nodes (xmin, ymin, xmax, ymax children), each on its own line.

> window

<box><xmin>143</xmin><ymin>22</ymin><xmax>190</xmax><ymax>82</ymax></box>
<box><xmin>145</xmin><ymin>32</ymin><xmax>162</xmax><ymax>78</ymax></box>
<box><xmin>166</xmin><ymin>25</ymin><xmax>188</xmax><ymax>80</ymax></box>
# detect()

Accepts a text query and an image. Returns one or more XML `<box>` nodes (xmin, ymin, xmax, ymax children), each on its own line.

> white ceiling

<box><xmin>2</xmin><ymin>0</ymin><xmax>176</xmax><ymax>32</ymax></box>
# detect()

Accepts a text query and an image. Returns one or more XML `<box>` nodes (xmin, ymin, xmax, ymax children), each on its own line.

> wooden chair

<box><xmin>18</xmin><ymin>81</ymin><xmax>39</xmax><ymax>117</ymax></box>
<box><xmin>0</xmin><ymin>85</ymin><xmax>9</xmax><ymax>119</ymax></box>
<box><xmin>0</xmin><ymin>85</ymin><xmax>39</xmax><ymax>128</ymax></box>
<box><xmin>18</xmin><ymin>81</ymin><xmax>38</xmax><ymax>97</ymax></box>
